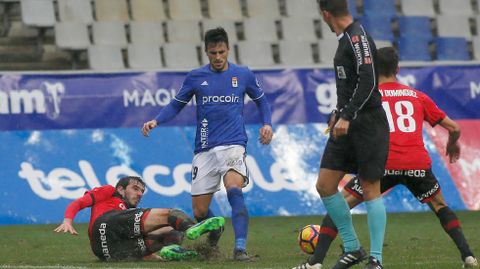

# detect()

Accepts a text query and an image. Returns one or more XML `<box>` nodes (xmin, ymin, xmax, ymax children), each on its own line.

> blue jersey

<box><xmin>155</xmin><ymin>63</ymin><xmax>271</xmax><ymax>153</ymax></box>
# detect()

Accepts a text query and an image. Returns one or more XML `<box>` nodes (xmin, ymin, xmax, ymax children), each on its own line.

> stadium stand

<box><xmin>281</xmin><ymin>17</ymin><xmax>317</xmax><ymax>41</ymax></box>
<box><xmin>168</xmin><ymin>0</ymin><xmax>203</xmax><ymax>20</ymax></box>
<box><xmin>162</xmin><ymin>42</ymin><xmax>201</xmax><ymax>68</ymax></box>
<box><xmin>207</xmin><ymin>0</ymin><xmax>243</xmax><ymax>20</ymax></box>
<box><xmin>165</xmin><ymin>20</ymin><xmax>202</xmax><ymax>43</ymax></box>
<box><xmin>245</xmin><ymin>0</ymin><xmax>281</xmax><ymax>19</ymax></box>
<box><xmin>398</xmin><ymin>16</ymin><xmax>433</xmax><ymax>42</ymax></box>
<box><xmin>397</xmin><ymin>37</ymin><xmax>432</xmax><ymax>61</ymax></box>
<box><xmin>94</xmin><ymin>0</ymin><xmax>129</xmax><ymax>22</ymax></box>
<box><xmin>236</xmin><ymin>41</ymin><xmax>275</xmax><ymax>66</ymax></box>
<box><xmin>436</xmin><ymin>15</ymin><xmax>473</xmax><ymax>39</ymax></box>
<box><xmin>127</xmin><ymin>43</ymin><xmax>162</xmax><ymax>69</ymax></box>
<box><xmin>363</xmin><ymin>0</ymin><xmax>397</xmax><ymax>20</ymax></box>
<box><xmin>400</xmin><ymin>0</ymin><xmax>436</xmax><ymax>17</ymax></box>
<box><xmin>360</xmin><ymin>15</ymin><xmax>395</xmax><ymax>41</ymax></box>
<box><xmin>2</xmin><ymin>0</ymin><xmax>480</xmax><ymax>70</ymax></box>
<box><xmin>278</xmin><ymin>40</ymin><xmax>315</xmax><ymax>66</ymax></box>
<box><xmin>129</xmin><ymin>21</ymin><xmax>164</xmax><ymax>45</ymax></box>
<box><xmin>92</xmin><ymin>22</ymin><xmax>128</xmax><ymax>47</ymax></box>
<box><xmin>242</xmin><ymin>17</ymin><xmax>278</xmax><ymax>41</ymax></box>
<box><xmin>435</xmin><ymin>37</ymin><xmax>471</xmax><ymax>61</ymax></box>
<box><xmin>57</xmin><ymin>0</ymin><xmax>93</xmax><ymax>24</ymax></box>
<box><xmin>284</xmin><ymin>0</ymin><xmax>319</xmax><ymax>18</ymax></box>
<box><xmin>438</xmin><ymin>0</ymin><xmax>474</xmax><ymax>16</ymax></box>
<box><xmin>130</xmin><ymin>0</ymin><xmax>166</xmax><ymax>22</ymax></box>
<box><xmin>88</xmin><ymin>45</ymin><xmax>125</xmax><ymax>70</ymax></box>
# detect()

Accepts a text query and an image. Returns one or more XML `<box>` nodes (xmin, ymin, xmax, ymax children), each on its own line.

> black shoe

<box><xmin>207</xmin><ymin>226</ymin><xmax>224</xmax><ymax>247</ymax></box>
<box><xmin>233</xmin><ymin>248</ymin><xmax>250</xmax><ymax>261</ymax></box>
<box><xmin>331</xmin><ymin>247</ymin><xmax>367</xmax><ymax>269</ymax></box>
<box><xmin>364</xmin><ymin>256</ymin><xmax>384</xmax><ymax>269</ymax></box>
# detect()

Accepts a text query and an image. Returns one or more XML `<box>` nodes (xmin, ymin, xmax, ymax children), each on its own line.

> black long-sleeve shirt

<box><xmin>333</xmin><ymin>21</ymin><xmax>381</xmax><ymax>121</ymax></box>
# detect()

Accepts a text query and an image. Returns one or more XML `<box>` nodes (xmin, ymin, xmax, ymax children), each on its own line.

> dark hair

<box><xmin>317</xmin><ymin>0</ymin><xmax>349</xmax><ymax>17</ymax></box>
<box><xmin>115</xmin><ymin>176</ymin><xmax>146</xmax><ymax>190</ymax></box>
<box><xmin>377</xmin><ymin>47</ymin><xmax>399</xmax><ymax>77</ymax></box>
<box><xmin>204</xmin><ymin>27</ymin><xmax>229</xmax><ymax>49</ymax></box>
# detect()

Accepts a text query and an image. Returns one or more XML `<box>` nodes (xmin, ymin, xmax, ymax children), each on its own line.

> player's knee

<box><xmin>192</xmin><ymin>205</ymin><xmax>209</xmax><ymax>220</ymax></box>
<box><xmin>316</xmin><ymin>180</ymin><xmax>333</xmax><ymax>196</ymax></box>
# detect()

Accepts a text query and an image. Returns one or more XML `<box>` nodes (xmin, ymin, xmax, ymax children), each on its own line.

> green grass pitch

<box><xmin>0</xmin><ymin>211</ymin><xmax>479</xmax><ymax>269</ymax></box>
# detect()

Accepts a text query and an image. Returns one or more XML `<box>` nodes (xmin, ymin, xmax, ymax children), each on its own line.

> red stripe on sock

<box><xmin>444</xmin><ymin>219</ymin><xmax>461</xmax><ymax>231</ymax></box>
<box><xmin>176</xmin><ymin>219</ymin><xmax>183</xmax><ymax>230</ymax></box>
<box><xmin>320</xmin><ymin>226</ymin><xmax>338</xmax><ymax>239</ymax></box>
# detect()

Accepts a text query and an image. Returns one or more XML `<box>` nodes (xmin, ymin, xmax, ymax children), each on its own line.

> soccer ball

<box><xmin>298</xmin><ymin>224</ymin><xmax>321</xmax><ymax>254</ymax></box>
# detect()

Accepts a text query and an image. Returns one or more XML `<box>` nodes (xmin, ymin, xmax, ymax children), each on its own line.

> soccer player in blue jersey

<box><xmin>141</xmin><ymin>27</ymin><xmax>273</xmax><ymax>261</ymax></box>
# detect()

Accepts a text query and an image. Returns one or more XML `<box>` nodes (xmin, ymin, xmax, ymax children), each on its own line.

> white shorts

<box><xmin>191</xmin><ymin>145</ymin><xmax>249</xmax><ymax>196</ymax></box>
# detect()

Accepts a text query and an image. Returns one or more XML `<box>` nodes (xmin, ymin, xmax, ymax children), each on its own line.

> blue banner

<box><xmin>1</xmin><ymin>66</ymin><xmax>479</xmax><ymax>131</ymax></box>
<box><xmin>1</xmin><ymin>65</ymin><xmax>480</xmax><ymax>224</ymax></box>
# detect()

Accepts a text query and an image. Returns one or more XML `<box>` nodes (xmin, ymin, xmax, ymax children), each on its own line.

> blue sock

<box><xmin>195</xmin><ymin>209</ymin><xmax>215</xmax><ymax>222</ymax></box>
<box><xmin>366</xmin><ymin>197</ymin><xmax>386</xmax><ymax>263</ymax></box>
<box><xmin>322</xmin><ymin>192</ymin><xmax>359</xmax><ymax>252</ymax></box>
<box><xmin>227</xmin><ymin>187</ymin><xmax>248</xmax><ymax>251</ymax></box>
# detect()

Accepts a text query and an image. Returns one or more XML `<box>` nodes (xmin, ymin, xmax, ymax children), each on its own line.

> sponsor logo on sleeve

<box><xmin>337</xmin><ymin>66</ymin><xmax>347</xmax><ymax>79</ymax></box>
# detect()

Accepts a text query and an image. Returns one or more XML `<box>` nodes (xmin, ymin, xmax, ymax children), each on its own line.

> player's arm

<box><xmin>340</xmin><ymin>32</ymin><xmax>376</xmax><ymax>122</ymax></box>
<box><xmin>422</xmin><ymin>92</ymin><xmax>460</xmax><ymax>163</ymax></box>
<box><xmin>142</xmin><ymin>74</ymin><xmax>195</xmax><ymax>137</ymax></box>
<box><xmin>439</xmin><ymin>116</ymin><xmax>461</xmax><ymax>163</ymax></box>
<box><xmin>53</xmin><ymin>193</ymin><xmax>94</xmax><ymax>235</ymax></box>
<box><xmin>246</xmin><ymin>70</ymin><xmax>273</xmax><ymax>145</ymax></box>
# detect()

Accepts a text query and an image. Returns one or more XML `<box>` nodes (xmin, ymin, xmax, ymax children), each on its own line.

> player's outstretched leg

<box><xmin>167</xmin><ymin>208</ymin><xmax>197</xmax><ymax>231</ymax></box>
<box><xmin>435</xmin><ymin>207</ymin><xmax>477</xmax><ymax>267</ymax></box>
<box><xmin>196</xmin><ymin>209</ymin><xmax>225</xmax><ymax>247</ymax></box>
<box><xmin>159</xmin><ymin>244</ymin><xmax>198</xmax><ymax>261</ymax></box>
<box><xmin>364</xmin><ymin>256</ymin><xmax>384</xmax><ymax>269</ymax></box>
<box><xmin>186</xmin><ymin>216</ymin><xmax>225</xmax><ymax>240</ymax></box>
<box><xmin>292</xmin><ymin>215</ymin><xmax>338</xmax><ymax>269</ymax></box>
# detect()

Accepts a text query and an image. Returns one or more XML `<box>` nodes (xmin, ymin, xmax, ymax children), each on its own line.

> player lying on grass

<box><xmin>294</xmin><ymin>47</ymin><xmax>478</xmax><ymax>269</ymax></box>
<box><xmin>54</xmin><ymin>176</ymin><xmax>225</xmax><ymax>261</ymax></box>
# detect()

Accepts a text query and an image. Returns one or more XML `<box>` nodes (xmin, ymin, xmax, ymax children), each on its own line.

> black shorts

<box><xmin>90</xmin><ymin>208</ymin><xmax>151</xmax><ymax>261</ymax></box>
<box><xmin>344</xmin><ymin>169</ymin><xmax>441</xmax><ymax>202</ymax></box>
<box><xmin>320</xmin><ymin>106</ymin><xmax>389</xmax><ymax>181</ymax></box>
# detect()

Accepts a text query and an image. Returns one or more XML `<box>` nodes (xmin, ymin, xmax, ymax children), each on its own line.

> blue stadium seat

<box><xmin>397</xmin><ymin>37</ymin><xmax>431</xmax><ymax>61</ymax></box>
<box><xmin>363</xmin><ymin>0</ymin><xmax>397</xmax><ymax>20</ymax></box>
<box><xmin>398</xmin><ymin>16</ymin><xmax>433</xmax><ymax>42</ymax></box>
<box><xmin>347</xmin><ymin>0</ymin><xmax>358</xmax><ymax>19</ymax></box>
<box><xmin>435</xmin><ymin>37</ymin><xmax>471</xmax><ymax>61</ymax></box>
<box><xmin>360</xmin><ymin>15</ymin><xmax>395</xmax><ymax>41</ymax></box>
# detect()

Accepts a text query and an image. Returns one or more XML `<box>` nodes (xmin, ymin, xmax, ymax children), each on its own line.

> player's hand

<box><xmin>53</xmin><ymin>218</ymin><xmax>78</xmax><ymax>235</ymax></box>
<box><xmin>142</xmin><ymin>120</ymin><xmax>158</xmax><ymax>137</ymax></box>
<box><xmin>446</xmin><ymin>142</ymin><xmax>460</xmax><ymax>163</ymax></box>
<box><xmin>325</xmin><ymin>110</ymin><xmax>338</xmax><ymax>134</ymax></box>
<box><xmin>259</xmin><ymin>124</ymin><xmax>273</xmax><ymax>145</ymax></box>
<box><xmin>333</xmin><ymin>118</ymin><xmax>349</xmax><ymax>140</ymax></box>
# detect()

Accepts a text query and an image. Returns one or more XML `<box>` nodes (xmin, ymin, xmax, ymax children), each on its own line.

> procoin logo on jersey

<box><xmin>232</xmin><ymin>77</ymin><xmax>238</xmax><ymax>88</ymax></box>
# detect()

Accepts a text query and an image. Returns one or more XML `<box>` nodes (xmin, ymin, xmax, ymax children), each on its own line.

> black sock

<box><xmin>436</xmin><ymin>207</ymin><xmax>474</xmax><ymax>260</ymax></box>
<box><xmin>309</xmin><ymin>215</ymin><xmax>338</xmax><ymax>265</ymax></box>
<box><xmin>168</xmin><ymin>209</ymin><xmax>196</xmax><ymax>231</ymax></box>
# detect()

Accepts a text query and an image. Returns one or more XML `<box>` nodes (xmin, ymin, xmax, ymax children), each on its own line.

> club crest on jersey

<box><xmin>232</xmin><ymin>77</ymin><xmax>238</xmax><ymax>87</ymax></box>
<box><xmin>337</xmin><ymin>66</ymin><xmax>347</xmax><ymax>79</ymax></box>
